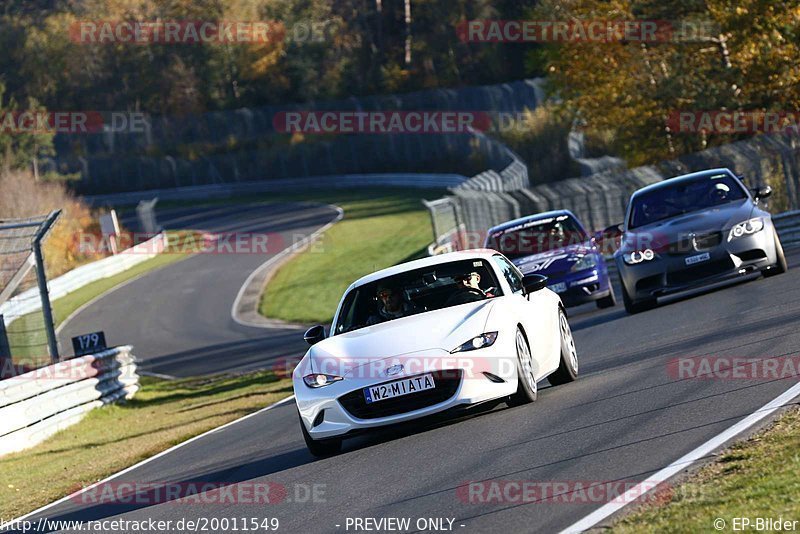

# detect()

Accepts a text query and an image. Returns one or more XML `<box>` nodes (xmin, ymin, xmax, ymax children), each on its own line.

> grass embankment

<box><xmin>613</xmin><ymin>406</ymin><xmax>800</xmax><ymax>533</ymax></box>
<box><xmin>0</xmin><ymin>371</ymin><xmax>292</xmax><ymax>518</ymax></box>
<box><xmin>259</xmin><ymin>190</ymin><xmax>441</xmax><ymax>324</ymax></box>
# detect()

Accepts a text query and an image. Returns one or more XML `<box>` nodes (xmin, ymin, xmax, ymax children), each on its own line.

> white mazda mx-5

<box><xmin>292</xmin><ymin>250</ymin><xmax>579</xmax><ymax>456</ymax></box>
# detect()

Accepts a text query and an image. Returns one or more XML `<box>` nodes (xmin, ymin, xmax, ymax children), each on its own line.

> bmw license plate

<box><xmin>364</xmin><ymin>374</ymin><xmax>436</xmax><ymax>404</ymax></box>
<box><xmin>549</xmin><ymin>282</ymin><xmax>567</xmax><ymax>293</ymax></box>
<box><xmin>685</xmin><ymin>252</ymin><xmax>711</xmax><ymax>266</ymax></box>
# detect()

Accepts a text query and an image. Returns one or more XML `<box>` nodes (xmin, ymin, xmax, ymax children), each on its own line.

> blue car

<box><xmin>485</xmin><ymin>210</ymin><xmax>616</xmax><ymax>309</ymax></box>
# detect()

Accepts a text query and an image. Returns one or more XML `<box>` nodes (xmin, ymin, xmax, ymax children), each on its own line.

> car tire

<box><xmin>763</xmin><ymin>227</ymin><xmax>788</xmax><ymax>278</ymax></box>
<box><xmin>298</xmin><ymin>410</ymin><xmax>342</xmax><ymax>457</ymax></box>
<box><xmin>621</xmin><ymin>281</ymin><xmax>656</xmax><ymax>314</ymax></box>
<box><xmin>548</xmin><ymin>307</ymin><xmax>579</xmax><ymax>386</ymax></box>
<box><xmin>596</xmin><ymin>289</ymin><xmax>617</xmax><ymax>309</ymax></box>
<box><xmin>508</xmin><ymin>327</ymin><xmax>538</xmax><ymax>406</ymax></box>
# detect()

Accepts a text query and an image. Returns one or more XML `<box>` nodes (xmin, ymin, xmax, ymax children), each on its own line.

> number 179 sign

<box><xmin>71</xmin><ymin>331</ymin><xmax>107</xmax><ymax>357</ymax></box>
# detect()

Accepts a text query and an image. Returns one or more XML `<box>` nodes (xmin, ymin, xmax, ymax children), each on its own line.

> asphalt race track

<box><xmin>24</xmin><ymin>204</ymin><xmax>800</xmax><ymax>533</ymax></box>
<box><xmin>57</xmin><ymin>202</ymin><xmax>341</xmax><ymax>377</ymax></box>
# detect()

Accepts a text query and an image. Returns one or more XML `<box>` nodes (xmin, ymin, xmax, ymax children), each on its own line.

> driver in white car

<box><xmin>366</xmin><ymin>285</ymin><xmax>418</xmax><ymax>325</ymax></box>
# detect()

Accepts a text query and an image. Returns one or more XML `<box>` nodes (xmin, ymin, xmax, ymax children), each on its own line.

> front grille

<box><xmin>667</xmin><ymin>232</ymin><xmax>722</xmax><ymax>254</ymax></box>
<box><xmin>338</xmin><ymin>370</ymin><xmax>462</xmax><ymax>420</ymax></box>
<box><xmin>667</xmin><ymin>259</ymin><xmax>733</xmax><ymax>286</ymax></box>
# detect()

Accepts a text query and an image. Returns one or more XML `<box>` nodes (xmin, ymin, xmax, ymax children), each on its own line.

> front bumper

<box><xmin>617</xmin><ymin>225</ymin><xmax>777</xmax><ymax>300</ymax></box>
<box><xmin>294</xmin><ymin>346</ymin><xmax>519</xmax><ymax>440</ymax></box>
<box><xmin>548</xmin><ymin>267</ymin><xmax>612</xmax><ymax>307</ymax></box>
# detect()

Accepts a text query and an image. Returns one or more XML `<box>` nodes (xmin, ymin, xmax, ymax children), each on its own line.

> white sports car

<box><xmin>292</xmin><ymin>250</ymin><xmax>579</xmax><ymax>456</ymax></box>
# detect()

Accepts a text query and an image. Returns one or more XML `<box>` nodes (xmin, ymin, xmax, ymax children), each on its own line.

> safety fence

<box><xmin>0</xmin><ymin>231</ymin><xmax>165</xmax><ymax>373</ymax></box>
<box><xmin>0</xmin><ymin>346</ymin><xmax>138</xmax><ymax>456</ymax></box>
<box><xmin>50</xmin><ymin>80</ymin><xmax>547</xmax><ymax>195</ymax></box>
<box><xmin>426</xmin><ymin>131</ymin><xmax>800</xmax><ymax>252</ymax></box>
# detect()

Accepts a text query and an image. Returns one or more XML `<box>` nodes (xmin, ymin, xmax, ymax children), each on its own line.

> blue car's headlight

<box><xmin>303</xmin><ymin>373</ymin><xmax>344</xmax><ymax>388</ymax></box>
<box><xmin>623</xmin><ymin>249</ymin><xmax>656</xmax><ymax>265</ymax></box>
<box><xmin>570</xmin><ymin>254</ymin><xmax>597</xmax><ymax>272</ymax></box>
<box><xmin>728</xmin><ymin>218</ymin><xmax>764</xmax><ymax>242</ymax></box>
<box><xmin>451</xmin><ymin>332</ymin><xmax>498</xmax><ymax>354</ymax></box>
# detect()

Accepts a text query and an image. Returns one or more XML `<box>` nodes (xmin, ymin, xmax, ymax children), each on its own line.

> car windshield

<box><xmin>486</xmin><ymin>214</ymin><xmax>588</xmax><ymax>259</ymax></box>
<box><xmin>629</xmin><ymin>174</ymin><xmax>748</xmax><ymax>229</ymax></box>
<box><xmin>334</xmin><ymin>258</ymin><xmax>502</xmax><ymax>334</ymax></box>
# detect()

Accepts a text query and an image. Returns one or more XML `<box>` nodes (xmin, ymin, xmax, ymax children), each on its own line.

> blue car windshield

<box><xmin>629</xmin><ymin>174</ymin><xmax>748</xmax><ymax>229</ymax></box>
<box><xmin>487</xmin><ymin>214</ymin><xmax>587</xmax><ymax>259</ymax></box>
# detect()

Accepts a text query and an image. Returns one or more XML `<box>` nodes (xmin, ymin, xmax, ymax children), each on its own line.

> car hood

<box><xmin>622</xmin><ymin>200</ymin><xmax>759</xmax><ymax>251</ymax></box>
<box><xmin>512</xmin><ymin>244</ymin><xmax>592</xmax><ymax>276</ymax></box>
<box><xmin>307</xmin><ymin>299</ymin><xmax>497</xmax><ymax>377</ymax></box>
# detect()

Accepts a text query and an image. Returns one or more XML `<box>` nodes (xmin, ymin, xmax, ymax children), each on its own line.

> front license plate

<box><xmin>364</xmin><ymin>374</ymin><xmax>436</xmax><ymax>404</ymax></box>
<box><xmin>685</xmin><ymin>252</ymin><xmax>711</xmax><ymax>266</ymax></box>
<box><xmin>549</xmin><ymin>282</ymin><xmax>567</xmax><ymax>293</ymax></box>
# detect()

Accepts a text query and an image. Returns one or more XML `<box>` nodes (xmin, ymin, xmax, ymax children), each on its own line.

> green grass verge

<box><xmin>612</xmin><ymin>406</ymin><xmax>800</xmax><ymax>533</ymax></box>
<box><xmin>0</xmin><ymin>371</ymin><xmax>293</xmax><ymax>519</ymax></box>
<box><xmin>259</xmin><ymin>189</ymin><xmax>444</xmax><ymax>324</ymax></box>
<box><xmin>5</xmin><ymin>234</ymin><xmax>191</xmax><ymax>368</ymax></box>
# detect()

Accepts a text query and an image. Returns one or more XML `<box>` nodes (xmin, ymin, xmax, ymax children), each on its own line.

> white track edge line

<box><xmin>3</xmin><ymin>394</ymin><xmax>296</xmax><ymax>528</ymax></box>
<box><xmin>559</xmin><ymin>381</ymin><xmax>800</xmax><ymax>534</ymax></box>
<box><xmin>230</xmin><ymin>205</ymin><xmax>344</xmax><ymax>329</ymax></box>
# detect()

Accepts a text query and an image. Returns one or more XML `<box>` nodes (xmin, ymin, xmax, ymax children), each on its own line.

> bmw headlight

<box><xmin>728</xmin><ymin>218</ymin><xmax>764</xmax><ymax>242</ymax></box>
<box><xmin>623</xmin><ymin>249</ymin><xmax>656</xmax><ymax>265</ymax></box>
<box><xmin>570</xmin><ymin>254</ymin><xmax>597</xmax><ymax>272</ymax></box>
<box><xmin>303</xmin><ymin>373</ymin><xmax>344</xmax><ymax>388</ymax></box>
<box><xmin>451</xmin><ymin>332</ymin><xmax>498</xmax><ymax>353</ymax></box>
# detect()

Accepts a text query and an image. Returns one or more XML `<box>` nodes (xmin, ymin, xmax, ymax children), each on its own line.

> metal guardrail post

<box><xmin>0</xmin><ymin>315</ymin><xmax>11</xmax><ymax>378</ymax></box>
<box><xmin>32</xmin><ymin>210</ymin><xmax>61</xmax><ymax>363</ymax></box>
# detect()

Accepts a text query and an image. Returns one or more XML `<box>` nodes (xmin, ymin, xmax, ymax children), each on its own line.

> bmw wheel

<box><xmin>763</xmin><ymin>227</ymin><xmax>788</xmax><ymax>278</ymax></box>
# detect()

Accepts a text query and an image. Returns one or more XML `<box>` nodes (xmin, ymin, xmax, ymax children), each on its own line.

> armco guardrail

<box><xmin>86</xmin><ymin>174</ymin><xmax>468</xmax><ymax>207</ymax></box>
<box><xmin>0</xmin><ymin>345</ymin><xmax>138</xmax><ymax>456</ymax></box>
<box><xmin>0</xmin><ymin>233</ymin><xmax>167</xmax><ymax>328</ymax></box>
<box><xmin>773</xmin><ymin>210</ymin><xmax>800</xmax><ymax>247</ymax></box>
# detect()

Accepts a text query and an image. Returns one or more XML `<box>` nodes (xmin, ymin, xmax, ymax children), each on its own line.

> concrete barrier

<box><xmin>0</xmin><ymin>346</ymin><xmax>138</xmax><ymax>456</ymax></box>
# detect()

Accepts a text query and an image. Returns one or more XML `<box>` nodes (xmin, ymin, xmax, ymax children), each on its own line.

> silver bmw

<box><xmin>615</xmin><ymin>168</ymin><xmax>788</xmax><ymax>313</ymax></box>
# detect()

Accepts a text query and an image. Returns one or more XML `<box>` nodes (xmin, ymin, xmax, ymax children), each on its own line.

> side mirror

<box><xmin>303</xmin><ymin>325</ymin><xmax>326</xmax><ymax>346</ymax></box>
<box><xmin>522</xmin><ymin>274</ymin><xmax>548</xmax><ymax>294</ymax></box>
<box><xmin>601</xmin><ymin>223</ymin><xmax>624</xmax><ymax>238</ymax></box>
<box><xmin>753</xmin><ymin>185</ymin><xmax>772</xmax><ymax>201</ymax></box>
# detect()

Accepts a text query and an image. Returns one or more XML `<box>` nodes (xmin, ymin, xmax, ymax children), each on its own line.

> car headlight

<box><xmin>303</xmin><ymin>373</ymin><xmax>344</xmax><ymax>388</ymax></box>
<box><xmin>623</xmin><ymin>249</ymin><xmax>656</xmax><ymax>265</ymax></box>
<box><xmin>451</xmin><ymin>332</ymin><xmax>498</xmax><ymax>353</ymax></box>
<box><xmin>570</xmin><ymin>254</ymin><xmax>597</xmax><ymax>272</ymax></box>
<box><xmin>728</xmin><ymin>218</ymin><xmax>764</xmax><ymax>241</ymax></box>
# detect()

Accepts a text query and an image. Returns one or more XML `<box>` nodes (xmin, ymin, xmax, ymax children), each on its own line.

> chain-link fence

<box><xmin>0</xmin><ymin>211</ymin><xmax>61</xmax><ymax>378</ymax></box>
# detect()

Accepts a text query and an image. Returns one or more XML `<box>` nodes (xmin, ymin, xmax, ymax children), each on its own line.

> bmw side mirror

<box><xmin>522</xmin><ymin>274</ymin><xmax>548</xmax><ymax>294</ymax></box>
<box><xmin>753</xmin><ymin>185</ymin><xmax>772</xmax><ymax>201</ymax></box>
<box><xmin>602</xmin><ymin>223</ymin><xmax>623</xmax><ymax>238</ymax></box>
<box><xmin>304</xmin><ymin>325</ymin><xmax>326</xmax><ymax>346</ymax></box>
